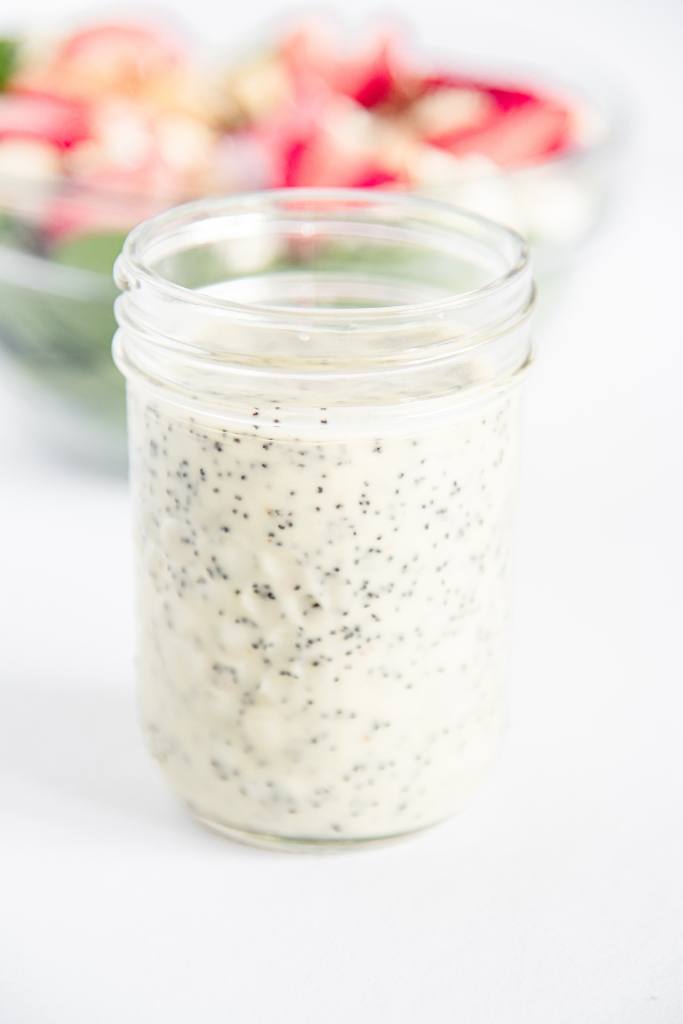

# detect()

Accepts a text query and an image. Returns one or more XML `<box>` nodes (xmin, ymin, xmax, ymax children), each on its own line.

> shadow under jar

<box><xmin>113</xmin><ymin>189</ymin><xmax>535</xmax><ymax>850</ymax></box>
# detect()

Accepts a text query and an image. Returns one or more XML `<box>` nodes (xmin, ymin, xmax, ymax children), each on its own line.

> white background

<box><xmin>2</xmin><ymin>0</ymin><xmax>682</xmax><ymax>1021</ymax></box>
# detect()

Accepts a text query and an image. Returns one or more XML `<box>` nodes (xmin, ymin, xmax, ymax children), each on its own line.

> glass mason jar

<box><xmin>113</xmin><ymin>189</ymin><xmax>534</xmax><ymax>850</ymax></box>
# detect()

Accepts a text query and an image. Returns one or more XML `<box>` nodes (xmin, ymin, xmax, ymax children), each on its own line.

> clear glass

<box><xmin>0</xmin><ymin>176</ymin><xmax>166</xmax><ymax>468</ymax></box>
<box><xmin>113</xmin><ymin>188</ymin><xmax>534</xmax><ymax>850</ymax></box>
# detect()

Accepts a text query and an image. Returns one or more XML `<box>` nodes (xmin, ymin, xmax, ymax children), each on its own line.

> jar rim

<box><xmin>115</xmin><ymin>188</ymin><xmax>532</xmax><ymax>334</ymax></box>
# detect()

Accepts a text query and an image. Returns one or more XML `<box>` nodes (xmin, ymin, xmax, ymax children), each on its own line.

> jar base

<box><xmin>191</xmin><ymin>811</ymin><xmax>436</xmax><ymax>854</ymax></box>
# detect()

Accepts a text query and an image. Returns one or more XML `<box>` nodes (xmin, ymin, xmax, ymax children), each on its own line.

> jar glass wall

<box><xmin>113</xmin><ymin>189</ymin><xmax>534</xmax><ymax>850</ymax></box>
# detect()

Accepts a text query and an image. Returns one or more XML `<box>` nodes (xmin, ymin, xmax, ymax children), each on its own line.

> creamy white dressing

<box><xmin>128</xmin><ymin>387</ymin><xmax>519</xmax><ymax>843</ymax></box>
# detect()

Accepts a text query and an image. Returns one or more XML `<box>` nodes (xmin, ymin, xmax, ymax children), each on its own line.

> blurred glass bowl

<box><xmin>0</xmin><ymin>61</ymin><xmax>620</xmax><ymax>467</ymax></box>
<box><xmin>0</xmin><ymin>177</ymin><xmax>159</xmax><ymax>465</ymax></box>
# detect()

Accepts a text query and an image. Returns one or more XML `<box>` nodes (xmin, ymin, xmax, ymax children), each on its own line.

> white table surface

<box><xmin>2</xmin><ymin>1</ymin><xmax>682</xmax><ymax>1021</ymax></box>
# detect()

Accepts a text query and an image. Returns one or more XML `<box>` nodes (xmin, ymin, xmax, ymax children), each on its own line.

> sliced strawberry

<box><xmin>254</xmin><ymin>109</ymin><xmax>405</xmax><ymax>191</ymax></box>
<box><xmin>280</xmin><ymin>23</ymin><xmax>414</xmax><ymax>110</ymax></box>
<box><xmin>420</xmin><ymin>72</ymin><xmax>537</xmax><ymax>110</ymax></box>
<box><xmin>246</xmin><ymin>93</ymin><xmax>321</xmax><ymax>187</ymax></box>
<box><xmin>486</xmin><ymin>85</ymin><xmax>538</xmax><ymax>112</ymax></box>
<box><xmin>418</xmin><ymin>70</ymin><xmax>574</xmax><ymax>165</ymax></box>
<box><xmin>351</xmin><ymin>165</ymin><xmax>403</xmax><ymax>188</ymax></box>
<box><xmin>56</xmin><ymin>22</ymin><xmax>186</xmax><ymax>69</ymax></box>
<box><xmin>282</xmin><ymin>127</ymin><xmax>363</xmax><ymax>187</ymax></box>
<box><xmin>282</xmin><ymin>136</ymin><xmax>310</xmax><ymax>187</ymax></box>
<box><xmin>420</xmin><ymin>72</ymin><xmax>488</xmax><ymax>95</ymax></box>
<box><xmin>346</xmin><ymin>39</ymin><xmax>397</xmax><ymax>108</ymax></box>
<box><xmin>266</xmin><ymin>84</ymin><xmax>408</xmax><ymax>187</ymax></box>
<box><xmin>431</xmin><ymin>99</ymin><xmax>572</xmax><ymax>167</ymax></box>
<box><xmin>0</xmin><ymin>90</ymin><xmax>89</xmax><ymax>149</ymax></box>
<box><xmin>289</xmin><ymin>130</ymin><xmax>404</xmax><ymax>187</ymax></box>
<box><xmin>279</xmin><ymin>22</ymin><xmax>340</xmax><ymax>90</ymax></box>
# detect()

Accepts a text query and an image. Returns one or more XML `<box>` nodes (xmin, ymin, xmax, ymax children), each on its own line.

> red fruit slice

<box><xmin>347</xmin><ymin>40</ymin><xmax>396</xmax><ymax>108</ymax></box>
<box><xmin>279</xmin><ymin>23</ymin><xmax>340</xmax><ymax>89</ymax></box>
<box><xmin>420</xmin><ymin>73</ymin><xmax>538</xmax><ymax>111</ymax></box>
<box><xmin>262</xmin><ymin>112</ymin><xmax>403</xmax><ymax>189</ymax></box>
<box><xmin>56</xmin><ymin>22</ymin><xmax>186</xmax><ymax>69</ymax></box>
<box><xmin>247</xmin><ymin>95</ymin><xmax>321</xmax><ymax>187</ymax></box>
<box><xmin>280</xmin><ymin>23</ymin><xmax>412</xmax><ymax>109</ymax></box>
<box><xmin>432</xmin><ymin>100</ymin><xmax>572</xmax><ymax>167</ymax></box>
<box><xmin>486</xmin><ymin>85</ymin><xmax>538</xmax><ymax>112</ymax></box>
<box><xmin>283</xmin><ymin>128</ymin><xmax>365</xmax><ymax>187</ymax></box>
<box><xmin>0</xmin><ymin>91</ymin><xmax>89</xmax><ymax>149</ymax></box>
<box><xmin>352</xmin><ymin>165</ymin><xmax>402</xmax><ymax>188</ymax></box>
<box><xmin>282</xmin><ymin>136</ymin><xmax>309</xmax><ymax>187</ymax></box>
<box><xmin>291</xmin><ymin>134</ymin><xmax>404</xmax><ymax>187</ymax></box>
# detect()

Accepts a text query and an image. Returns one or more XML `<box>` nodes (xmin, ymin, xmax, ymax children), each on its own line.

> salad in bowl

<box><xmin>0</xmin><ymin>19</ymin><xmax>615</xmax><ymax>462</ymax></box>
